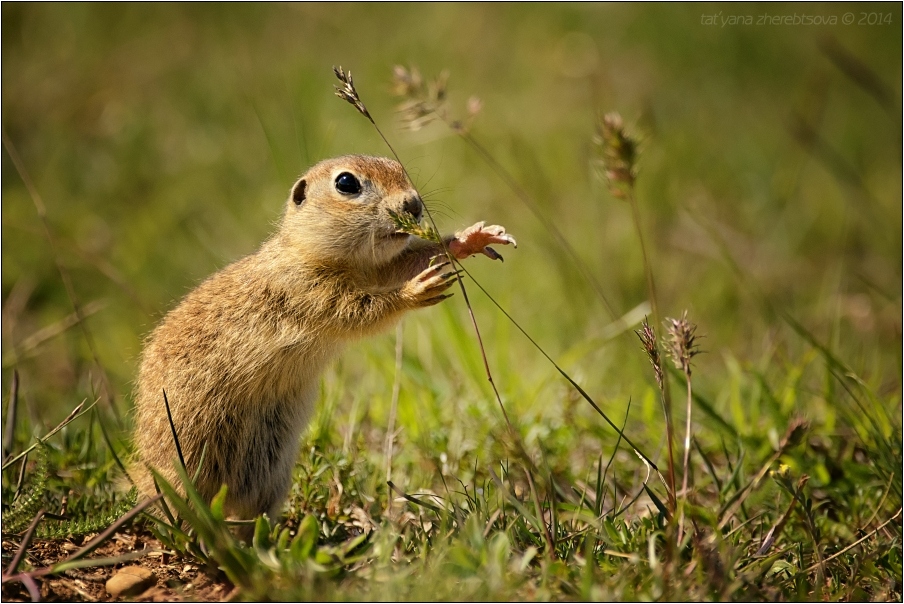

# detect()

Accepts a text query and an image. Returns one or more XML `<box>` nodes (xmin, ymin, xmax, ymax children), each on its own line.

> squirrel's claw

<box><xmin>482</xmin><ymin>246</ymin><xmax>503</xmax><ymax>262</ymax></box>
<box><xmin>404</xmin><ymin>262</ymin><xmax>461</xmax><ymax>308</ymax></box>
<box><xmin>449</xmin><ymin>222</ymin><xmax>517</xmax><ymax>260</ymax></box>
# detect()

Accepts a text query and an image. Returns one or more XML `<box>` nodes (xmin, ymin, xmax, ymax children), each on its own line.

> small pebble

<box><xmin>105</xmin><ymin>566</ymin><xmax>156</xmax><ymax>597</ymax></box>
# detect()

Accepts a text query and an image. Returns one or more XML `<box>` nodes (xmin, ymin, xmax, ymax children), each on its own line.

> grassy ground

<box><xmin>2</xmin><ymin>3</ymin><xmax>901</xmax><ymax>601</ymax></box>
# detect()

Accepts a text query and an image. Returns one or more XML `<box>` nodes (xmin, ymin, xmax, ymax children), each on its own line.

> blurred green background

<box><xmin>2</xmin><ymin>3</ymin><xmax>900</xmax><ymax>465</ymax></box>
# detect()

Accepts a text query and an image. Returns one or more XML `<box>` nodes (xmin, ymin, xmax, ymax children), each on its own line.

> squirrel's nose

<box><xmin>402</xmin><ymin>196</ymin><xmax>423</xmax><ymax>223</ymax></box>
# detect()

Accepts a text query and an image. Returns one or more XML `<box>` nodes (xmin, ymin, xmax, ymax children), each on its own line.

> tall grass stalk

<box><xmin>596</xmin><ymin>113</ymin><xmax>677</xmax><ymax>509</ymax></box>
<box><xmin>384</xmin><ymin>322</ymin><xmax>404</xmax><ymax>499</ymax></box>
<box><xmin>333</xmin><ymin>66</ymin><xmax>514</xmax><ymax>431</ymax></box>
<box><xmin>1</xmin><ymin>400</ymin><xmax>96</xmax><ymax>471</ymax></box>
<box><xmin>665</xmin><ymin>312</ymin><xmax>700</xmax><ymax>540</ymax></box>
<box><xmin>460</xmin><ymin>265</ymin><xmax>660</xmax><ymax>472</ymax></box>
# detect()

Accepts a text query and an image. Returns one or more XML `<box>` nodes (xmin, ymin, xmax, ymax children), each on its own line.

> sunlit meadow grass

<box><xmin>2</xmin><ymin>4</ymin><xmax>901</xmax><ymax>601</ymax></box>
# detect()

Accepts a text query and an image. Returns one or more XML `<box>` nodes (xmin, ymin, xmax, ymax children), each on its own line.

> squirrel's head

<box><xmin>281</xmin><ymin>155</ymin><xmax>424</xmax><ymax>266</ymax></box>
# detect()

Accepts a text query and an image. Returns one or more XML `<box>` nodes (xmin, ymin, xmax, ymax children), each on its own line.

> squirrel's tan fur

<box><xmin>132</xmin><ymin>155</ymin><xmax>514</xmax><ymax>519</ymax></box>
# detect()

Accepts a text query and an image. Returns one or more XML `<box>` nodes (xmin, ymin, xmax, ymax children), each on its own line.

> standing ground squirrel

<box><xmin>132</xmin><ymin>155</ymin><xmax>515</xmax><ymax>520</ymax></box>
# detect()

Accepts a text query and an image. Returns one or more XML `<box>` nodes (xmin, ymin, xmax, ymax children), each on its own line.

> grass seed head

<box><xmin>594</xmin><ymin>112</ymin><xmax>638</xmax><ymax>199</ymax></box>
<box><xmin>665</xmin><ymin>311</ymin><xmax>701</xmax><ymax>377</ymax></box>
<box><xmin>392</xmin><ymin>65</ymin><xmax>448</xmax><ymax>130</ymax></box>
<box><xmin>387</xmin><ymin>208</ymin><xmax>441</xmax><ymax>243</ymax></box>
<box><xmin>333</xmin><ymin>65</ymin><xmax>372</xmax><ymax>120</ymax></box>
<box><xmin>391</xmin><ymin>65</ymin><xmax>478</xmax><ymax>133</ymax></box>
<box><xmin>779</xmin><ymin>417</ymin><xmax>810</xmax><ymax>451</ymax></box>
<box><xmin>636</xmin><ymin>316</ymin><xmax>663</xmax><ymax>390</ymax></box>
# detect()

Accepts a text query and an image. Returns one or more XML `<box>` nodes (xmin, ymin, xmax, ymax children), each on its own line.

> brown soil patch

<box><xmin>2</xmin><ymin>529</ymin><xmax>235</xmax><ymax>602</ymax></box>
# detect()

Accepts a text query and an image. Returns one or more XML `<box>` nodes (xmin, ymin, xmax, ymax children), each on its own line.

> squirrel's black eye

<box><xmin>335</xmin><ymin>172</ymin><xmax>361</xmax><ymax>195</ymax></box>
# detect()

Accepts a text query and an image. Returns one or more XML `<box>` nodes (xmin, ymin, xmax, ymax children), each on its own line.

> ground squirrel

<box><xmin>132</xmin><ymin>154</ymin><xmax>515</xmax><ymax>521</ymax></box>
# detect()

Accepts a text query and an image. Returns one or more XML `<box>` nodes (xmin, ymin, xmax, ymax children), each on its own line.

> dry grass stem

<box><xmin>333</xmin><ymin>65</ymin><xmax>517</xmax><ymax>441</ymax></box>
<box><xmin>756</xmin><ymin>473</ymin><xmax>804</xmax><ymax>556</ymax></box>
<box><xmin>1</xmin><ymin>132</ymin><xmax>119</xmax><ymax>425</ymax></box>
<box><xmin>597</xmin><ymin>113</ymin><xmax>675</xmax><ymax>509</ymax></box>
<box><xmin>6</xmin><ymin>300</ymin><xmax>107</xmax><ymax>364</ymax></box>
<box><xmin>4</xmin><ymin>509</ymin><xmax>45</xmax><ymax>576</ymax></box>
<box><xmin>463</xmin><ymin>270</ymin><xmax>660</xmax><ymax>472</ymax></box>
<box><xmin>384</xmin><ymin>323</ymin><xmax>404</xmax><ymax>491</ymax></box>
<box><xmin>665</xmin><ymin>311</ymin><xmax>701</xmax><ymax>540</ymax></box>
<box><xmin>718</xmin><ymin>418</ymin><xmax>809</xmax><ymax>529</ymax></box>
<box><xmin>804</xmin><ymin>507</ymin><xmax>903</xmax><ymax>573</ymax></box>
<box><xmin>1</xmin><ymin>399</ymin><xmax>96</xmax><ymax>471</ymax></box>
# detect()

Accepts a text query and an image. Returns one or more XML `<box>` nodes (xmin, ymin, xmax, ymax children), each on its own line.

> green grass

<box><xmin>2</xmin><ymin>3</ymin><xmax>901</xmax><ymax>601</ymax></box>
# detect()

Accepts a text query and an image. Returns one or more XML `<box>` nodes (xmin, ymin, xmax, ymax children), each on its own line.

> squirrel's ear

<box><xmin>291</xmin><ymin>178</ymin><xmax>307</xmax><ymax>205</ymax></box>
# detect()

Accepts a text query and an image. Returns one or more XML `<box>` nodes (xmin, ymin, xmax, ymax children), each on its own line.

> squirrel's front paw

<box><xmin>403</xmin><ymin>261</ymin><xmax>460</xmax><ymax>308</ymax></box>
<box><xmin>448</xmin><ymin>222</ymin><xmax>517</xmax><ymax>261</ymax></box>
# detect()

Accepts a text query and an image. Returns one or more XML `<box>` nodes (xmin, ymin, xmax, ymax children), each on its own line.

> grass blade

<box><xmin>3</xmin><ymin>370</ymin><xmax>19</xmax><ymax>461</ymax></box>
<box><xmin>162</xmin><ymin>389</ymin><xmax>186</xmax><ymax>471</ymax></box>
<box><xmin>2</xmin><ymin>399</ymin><xmax>97</xmax><ymax>471</ymax></box>
<box><xmin>4</xmin><ymin>509</ymin><xmax>45</xmax><ymax>576</ymax></box>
